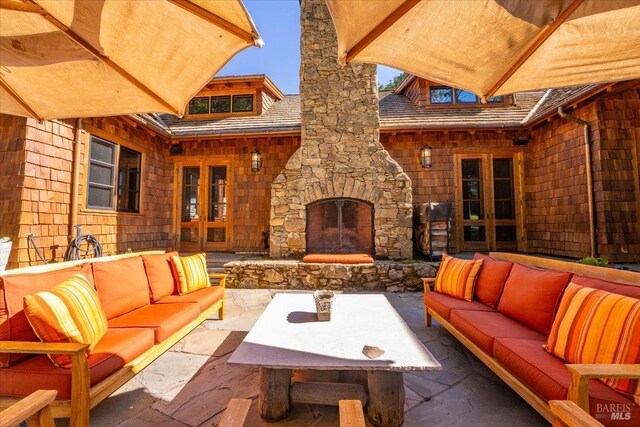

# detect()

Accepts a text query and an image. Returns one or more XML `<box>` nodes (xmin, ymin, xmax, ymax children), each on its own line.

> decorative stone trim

<box><xmin>224</xmin><ymin>260</ymin><xmax>437</xmax><ymax>293</ymax></box>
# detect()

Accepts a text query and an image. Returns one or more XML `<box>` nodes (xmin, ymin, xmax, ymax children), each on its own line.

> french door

<box><xmin>177</xmin><ymin>162</ymin><xmax>231</xmax><ymax>251</ymax></box>
<box><xmin>455</xmin><ymin>152</ymin><xmax>525</xmax><ymax>252</ymax></box>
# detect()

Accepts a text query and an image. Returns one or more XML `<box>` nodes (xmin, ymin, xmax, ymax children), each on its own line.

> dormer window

<box><xmin>232</xmin><ymin>94</ymin><xmax>253</xmax><ymax>112</ymax></box>
<box><xmin>429</xmin><ymin>85</ymin><xmax>507</xmax><ymax>105</ymax></box>
<box><xmin>189</xmin><ymin>97</ymin><xmax>209</xmax><ymax>114</ymax></box>
<box><xmin>188</xmin><ymin>94</ymin><xmax>255</xmax><ymax>116</ymax></box>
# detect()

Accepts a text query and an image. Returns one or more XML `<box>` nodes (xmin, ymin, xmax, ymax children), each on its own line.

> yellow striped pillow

<box><xmin>170</xmin><ymin>253</ymin><xmax>210</xmax><ymax>295</ymax></box>
<box><xmin>434</xmin><ymin>254</ymin><xmax>484</xmax><ymax>301</ymax></box>
<box><xmin>547</xmin><ymin>283</ymin><xmax>640</xmax><ymax>404</ymax></box>
<box><xmin>23</xmin><ymin>274</ymin><xmax>108</xmax><ymax>367</ymax></box>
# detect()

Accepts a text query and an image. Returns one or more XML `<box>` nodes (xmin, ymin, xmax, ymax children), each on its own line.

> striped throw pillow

<box><xmin>23</xmin><ymin>274</ymin><xmax>108</xmax><ymax>367</ymax></box>
<box><xmin>434</xmin><ymin>254</ymin><xmax>484</xmax><ymax>301</ymax></box>
<box><xmin>170</xmin><ymin>253</ymin><xmax>210</xmax><ymax>295</ymax></box>
<box><xmin>547</xmin><ymin>283</ymin><xmax>640</xmax><ymax>404</ymax></box>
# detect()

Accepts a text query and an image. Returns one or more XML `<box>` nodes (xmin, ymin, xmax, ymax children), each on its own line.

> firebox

<box><xmin>306</xmin><ymin>198</ymin><xmax>374</xmax><ymax>255</ymax></box>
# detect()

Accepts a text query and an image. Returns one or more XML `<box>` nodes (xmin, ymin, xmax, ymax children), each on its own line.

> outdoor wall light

<box><xmin>420</xmin><ymin>145</ymin><xmax>433</xmax><ymax>168</ymax></box>
<box><xmin>513</xmin><ymin>136</ymin><xmax>531</xmax><ymax>146</ymax></box>
<box><xmin>251</xmin><ymin>149</ymin><xmax>262</xmax><ymax>172</ymax></box>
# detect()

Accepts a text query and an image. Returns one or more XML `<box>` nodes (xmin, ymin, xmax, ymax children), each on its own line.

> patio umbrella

<box><xmin>0</xmin><ymin>0</ymin><xmax>262</xmax><ymax>120</ymax></box>
<box><xmin>326</xmin><ymin>0</ymin><xmax>640</xmax><ymax>101</ymax></box>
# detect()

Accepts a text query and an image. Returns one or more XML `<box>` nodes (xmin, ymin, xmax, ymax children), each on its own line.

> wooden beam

<box><xmin>346</xmin><ymin>0</ymin><xmax>420</xmax><ymax>62</ymax></box>
<box><xmin>0</xmin><ymin>78</ymin><xmax>42</xmax><ymax>120</ymax></box>
<box><xmin>168</xmin><ymin>0</ymin><xmax>258</xmax><ymax>46</ymax></box>
<box><xmin>24</xmin><ymin>1</ymin><xmax>178</xmax><ymax>114</ymax></box>
<box><xmin>0</xmin><ymin>0</ymin><xmax>42</xmax><ymax>13</ymax></box>
<box><xmin>483</xmin><ymin>0</ymin><xmax>584</xmax><ymax>100</ymax></box>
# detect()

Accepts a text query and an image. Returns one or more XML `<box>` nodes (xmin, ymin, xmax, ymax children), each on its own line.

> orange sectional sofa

<box><xmin>424</xmin><ymin>252</ymin><xmax>640</xmax><ymax>427</ymax></box>
<box><xmin>0</xmin><ymin>251</ymin><xmax>226</xmax><ymax>426</ymax></box>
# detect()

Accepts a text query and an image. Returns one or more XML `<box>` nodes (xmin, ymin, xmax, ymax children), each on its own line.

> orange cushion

<box><xmin>0</xmin><ymin>327</ymin><xmax>154</xmax><ymax>400</ymax></box>
<box><xmin>473</xmin><ymin>253</ymin><xmax>513</xmax><ymax>308</ymax></box>
<box><xmin>571</xmin><ymin>275</ymin><xmax>640</xmax><ymax>299</ymax></box>
<box><xmin>170</xmin><ymin>254</ymin><xmax>209</xmax><ymax>295</ymax></box>
<box><xmin>24</xmin><ymin>274</ymin><xmax>108</xmax><ymax>367</ymax></box>
<box><xmin>302</xmin><ymin>254</ymin><xmax>374</xmax><ymax>264</ymax></box>
<box><xmin>547</xmin><ymin>284</ymin><xmax>640</xmax><ymax>403</ymax></box>
<box><xmin>92</xmin><ymin>256</ymin><xmax>151</xmax><ymax>320</ymax></box>
<box><xmin>142</xmin><ymin>251</ymin><xmax>179</xmax><ymax>302</ymax></box>
<box><xmin>156</xmin><ymin>286</ymin><xmax>223</xmax><ymax>313</ymax></box>
<box><xmin>0</xmin><ymin>263</ymin><xmax>94</xmax><ymax>367</ymax></box>
<box><xmin>423</xmin><ymin>291</ymin><xmax>493</xmax><ymax>321</ymax></box>
<box><xmin>434</xmin><ymin>254</ymin><xmax>483</xmax><ymax>301</ymax></box>
<box><xmin>108</xmin><ymin>303</ymin><xmax>199</xmax><ymax>343</ymax></box>
<box><xmin>494</xmin><ymin>338</ymin><xmax>639</xmax><ymax>427</ymax></box>
<box><xmin>497</xmin><ymin>263</ymin><xmax>570</xmax><ymax>335</ymax></box>
<box><xmin>450</xmin><ymin>310</ymin><xmax>546</xmax><ymax>356</ymax></box>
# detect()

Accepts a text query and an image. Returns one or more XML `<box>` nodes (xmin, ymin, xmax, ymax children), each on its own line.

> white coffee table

<box><xmin>228</xmin><ymin>293</ymin><xmax>441</xmax><ymax>426</ymax></box>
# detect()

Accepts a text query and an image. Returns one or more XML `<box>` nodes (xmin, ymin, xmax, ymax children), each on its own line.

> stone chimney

<box><xmin>269</xmin><ymin>0</ymin><xmax>413</xmax><ymax>260</ymax></box>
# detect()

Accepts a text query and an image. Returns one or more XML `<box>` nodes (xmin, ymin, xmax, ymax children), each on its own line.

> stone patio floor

<box><xmin>81</xmin><ymin>289</ymin><xmax>547</xmax><ymax>427</ymax></box>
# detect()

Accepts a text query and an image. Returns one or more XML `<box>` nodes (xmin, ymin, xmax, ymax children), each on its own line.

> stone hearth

<box><xmin>269</xmin><ymin>0</ymin><xmax>413</xmax><ymax>260</ymax></box>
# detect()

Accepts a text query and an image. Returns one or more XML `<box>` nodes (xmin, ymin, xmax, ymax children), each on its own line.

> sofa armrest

<box><xmin>0</xmin><ymin>341</ymin><xmax>90</xmax><ymax>425</ymax></box>
<box><xmin>422</xmin><ymin>277</ymin><xmax>436</xmax><ymax>293</ymax></box>
<box><xmin>549</xmin><ymin>400</ymin><xmax>604</xmax><ymax>427</ymax></box>
<box><xmin>566</xmin><ymin>364</ymin><xmax>640</xmax><ymax>412</ymax></box>
<box><xmin>209</xmin><ymin>273</ymin><xmax>227</xmax><ymax>289</ymax></box>
<box><xmin>0</xmin><ymin>389</ymin><xmax>58</xmax><ymax>427</ymax></box>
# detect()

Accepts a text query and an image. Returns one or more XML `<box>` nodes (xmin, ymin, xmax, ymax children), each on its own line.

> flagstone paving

<box><xmin>79</xmin><ymin>289</ymin><xmax>546</xmax><ymax>427</ymax></box>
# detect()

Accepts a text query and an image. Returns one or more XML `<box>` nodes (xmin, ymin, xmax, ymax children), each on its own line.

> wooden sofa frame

<box><xmin>0</xmin><ymin>252</ymin><xmax>227</xmax><ymax>426</ymax></box>
<box><xmin>423</xmin><ymin>252</ymin><xmax>640</xmax><ymax>423</ymax></box>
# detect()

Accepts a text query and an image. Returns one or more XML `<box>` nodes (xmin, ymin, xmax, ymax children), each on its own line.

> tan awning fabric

<box><xmin>326</xmin><ymin>0</ymin><xmax>640</xmax><ymax>100</ymax></box>
<box><xmin>0</xmin><ymin>0</ymin><xmax>262</xmax><ymax>119</ymax></box>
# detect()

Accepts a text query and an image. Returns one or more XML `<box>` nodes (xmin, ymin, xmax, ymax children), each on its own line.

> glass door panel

<box><xmin>205</xmin><ymin>166</ymin><xmax>228</xmax><ymax>251</ymax></box>
<box><xmin>461</xmin><ymin>159</ymin><xmax>487</xmax><ymax>250</ymax></box>
<box><xmin>492</xmin><ymin>158</ymin><xmax>517</xmax><ymax>249</ymax></box>
<box><xmin>180</xmin><ymin>167</ymin><xmax>201</xmax><ymax>251</ymax></box>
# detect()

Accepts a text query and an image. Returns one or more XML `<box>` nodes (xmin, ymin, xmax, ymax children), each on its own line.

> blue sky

<box><xmin>219</xmin><ymin>0</ymin><xmax>403</xmax><ymax>94</ymax></box>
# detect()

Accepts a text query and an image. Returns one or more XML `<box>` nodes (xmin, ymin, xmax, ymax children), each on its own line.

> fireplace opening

<box><xmin>306</xmin><ymin>198</ymin><xmax>374</xmax><ymax>255</ymax></box>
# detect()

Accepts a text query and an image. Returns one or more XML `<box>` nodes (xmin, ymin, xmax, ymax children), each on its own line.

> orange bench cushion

<box><xmin>92</xmin><ymin>257</ymin><xmax>151</xmax><ymax>320</ymax></box>
<box><xmin>302</xmin><ymin>254</ymin><xmax>374</xmax><ymax>264</ymax></box>
<box><xmin>497</xmin><ymin>263</ymin><xmax>570</xmax><ymax>336</ymax></box>
<box><xmin>472</xmin><ymin>253</ymin><xmax>513</xmax><ymax>308</ymax></box>
<box><xmin>494</xmin><ymin>337</ymin><xmax>639</xmax><ymax>427</ymax></box>
<box><xmin>0</xmin><ymin>327</ymin><xmax>154</xmax><ymax>400</ymax></box>
<box><xmin>450</xmin><ymin>310</ymin><xmax>546</xmax><ymax>356</ymax></box>
<box><xmin>0</xmin><ymin>263</ymin><xmax>94</xmax><ymax>367</ymax></box>
<box><xmin>156</xmin><ymin>286</ymin><xmax>223</xmax><ymax>313</ymax></box>
<box><xmin>142</xmin><ymin>251</ymin><xmax>179</xmax><ymax>302</ymax></box>
<box><xmin>424</xmin><ymin>291</ymin><xmax>493</xmax><ymax>321</ymax></box>
<box><xmin>107</xmin><ymin>303</ymin><xmax>199</xmax><ymax>343</ymax></box>
<box><xmin>571</xmin><ymin>275</ymin><xmax>640</xmax><ymax>299</ymax></box>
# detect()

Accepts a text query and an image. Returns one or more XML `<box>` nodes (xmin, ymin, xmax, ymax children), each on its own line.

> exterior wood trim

<box><xmin>513</xmin><ymin>152</ymin><xmax>528</xmax><ymax>252</ymax></box>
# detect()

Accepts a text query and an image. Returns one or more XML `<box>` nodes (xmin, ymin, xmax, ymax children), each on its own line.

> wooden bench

<box><xmin>0</xmin><ymin>252</ymin><xmax>227</xmax><ymax>427</ymax></box>
<box><xmin>550</xmin><ymin>400</ymin><xmax>604</xmax><ymax>427</ymax></box>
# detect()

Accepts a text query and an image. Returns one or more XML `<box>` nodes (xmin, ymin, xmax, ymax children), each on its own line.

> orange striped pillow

<box><xmin>170</xmin><ymin>253</ymin><xmax>210</xmax><ymax>295</ymax></box>
<box><xmin>434</xmin><ymin>254</ymin><xmax>484</xmax><ymax>301</ymax></box>
<box><xmin>547</xmin><ymin>283</ymin><xmax>640</xmax><ymax>404</ymax></box>
<box><xmin>23</xmin><ymin>274</ymin><xmax>108</xmax><ymax>367</ymax></box>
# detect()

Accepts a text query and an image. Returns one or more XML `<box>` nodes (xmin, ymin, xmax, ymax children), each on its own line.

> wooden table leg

<box><xmin>259</xmin><ymin>368</ymin><xmax>292</xmax><ymax>422</ymax></box>
<box><xmin>366</xmin><ymin>371</ymin><xmax>405</xmax><ymax>427</ymax></box>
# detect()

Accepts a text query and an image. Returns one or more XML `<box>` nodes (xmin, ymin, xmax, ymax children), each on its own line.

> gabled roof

<box><xmin>520</xmin><ymin>84</ymin><xmax>604</xmax><ymax>125</ymax></box>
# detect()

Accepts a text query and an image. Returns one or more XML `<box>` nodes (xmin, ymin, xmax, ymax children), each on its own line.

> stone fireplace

<box><xmin>269</xmin><ymin>0</ymin><xmax>413</xmax><ymax>260</ymax></box>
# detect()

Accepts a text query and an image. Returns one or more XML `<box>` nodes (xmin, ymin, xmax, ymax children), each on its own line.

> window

<box><xmin>455</xmin><ymin>89</ymin><xmax>478</xmax><ymax>103</ymax></box>
<box><xmin>232</xmin><ymin>94</ymin><xmax>253</xmax><ymax>112</ymax></box>
<box><xmin>488</xmin><ymin>95</ymin><xmax>505</xmax><ymax>103</ymax></box>
<box><xmin>430</xmin><ymin>87</ymin><xmax>453</xmax><ymax>104</ymax></box>
<box><xmin>189</xmin><ymin>97</ymin><xmax>209</xmax><ymax>114</ymax></box>
<box><xmin>210</xmin><ymin>95</ymin><xmax>231</xmax><ymax>113</ymax></box>
<box><xmin>117</xmin><ymin>147</ymin><xmax>141</xmax><ymax>212</ymax></box>
<box><xmin>87</xmin><ymin>136</ymin><xmax>141</xmax><ymax>212</ymax></box>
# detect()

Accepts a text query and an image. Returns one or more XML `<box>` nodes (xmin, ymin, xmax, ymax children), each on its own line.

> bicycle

<box><xmin>26</xmin><ymin>224</ymin><xmax>102</xmax><ymax>266</ymax></box>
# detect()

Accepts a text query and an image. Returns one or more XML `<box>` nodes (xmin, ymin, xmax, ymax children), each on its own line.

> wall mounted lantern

<box><xmin>169</xmin><ymin>143</ymin><xmax>184</xmax><ymax>155</ymax></box>
<box><xmin>420</xmin><ymin>145</ymin><xmax>432</xmax><ymax>168</ymax></box>
<box><xmin>251</xmin><ymin>149</ymin><xmax>262</xmax><ymax>172</ymax></box>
